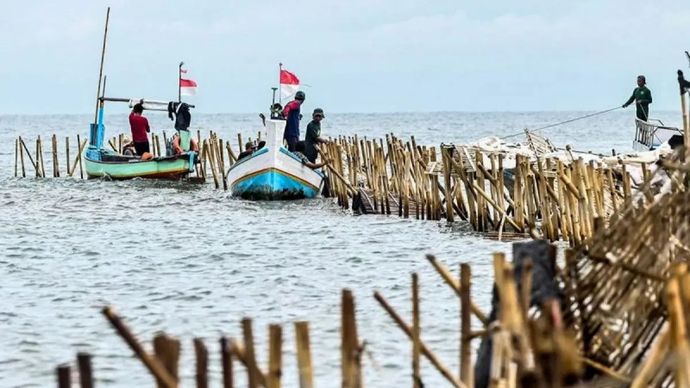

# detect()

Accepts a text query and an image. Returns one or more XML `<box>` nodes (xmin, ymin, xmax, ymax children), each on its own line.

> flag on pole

<box><xmin>179</xmin><ymin>68</ymin><xmax>198</xmax><ymax>96</ymax></box>
<box><xmin>280</xmin><ymin>67</ymin><xmax>300</xmax><ymax>101</ymax></box>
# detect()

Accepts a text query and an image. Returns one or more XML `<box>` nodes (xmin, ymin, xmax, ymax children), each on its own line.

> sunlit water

<box><xmin>0</xmin><ymin>110</ymin><xmax>681</xmax><ymax>387</ymax></box>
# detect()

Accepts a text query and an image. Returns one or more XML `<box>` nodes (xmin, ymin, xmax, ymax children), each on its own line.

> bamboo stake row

<box><xmin>14</xmin><ymin>135</ymin><xmax>87</xmax><ymax>178</ymax></box>
<box><xmin>56</xmin><ymin>290</ymin><xmax>363</xmax><ymax>388</ymax></box>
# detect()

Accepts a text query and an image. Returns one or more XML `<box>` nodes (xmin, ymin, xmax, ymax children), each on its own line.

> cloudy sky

<box><xmin>1</xmin><ymin>0</ymin><xmax>688</xmax><ymax>114</ymax></box>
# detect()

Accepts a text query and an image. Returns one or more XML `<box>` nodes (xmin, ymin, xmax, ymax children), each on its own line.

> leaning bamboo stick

<box><xmin>426</xmin><ymin>255</ymin><xmax>488</xmax><ymax>325</ymax></box>
<box><xmin>374</xmin><ymin>291</ymin><xmax>465</xmax><ymax>388</ymax></box>
<box><xmin>101</xmin><ymin>307</ymin><xmax>177</xmax><ymax>388</ymax></box>
<box><xmin>19</xmin><ymin>137</ymin><xmax>26</xmax><ymax>177</ymax></box>
<box><xmin>460</xmin><ymin>264</ymin><xmax>473</xmax><ymax>388</ymax></box>
<box><xmin>77</xmin><ymin>135</ymin><xmax>84</xmax><ymax>179</ymax></box>
<box><xmin>19</xmin><ymin>137</ymin><xmax>36</xmax><ymax>175</ymax></box>
<box><xmin>412</xmin><ymin>273</ymin><xmax>422</xmax><ymax>388</ymax></box>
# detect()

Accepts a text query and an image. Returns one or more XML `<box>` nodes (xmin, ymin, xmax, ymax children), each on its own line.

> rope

<box><xmin>501</xmin><ymin>106</ymin><xmax>622</xmax><ymax>139</ymax></box>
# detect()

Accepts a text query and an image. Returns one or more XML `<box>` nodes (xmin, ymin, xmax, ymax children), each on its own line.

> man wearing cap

<box><xmin>622</xmin><ymin>75</ymin><xmax>652</xmax><ymax>121</ymax></box>
<box><xmin>304</xmin><ymin>108</ymin><xmax>328</xmax><ymax>163</ymax></box>
<box><xmin>282</xmin><ymin>91</ymin><xmax>305</xmax><ymax>151</ymax></box>
<box><xmin>237</xmin><ymin>141</ymin><xmax>256</xmax><ymax>161</ymax></box>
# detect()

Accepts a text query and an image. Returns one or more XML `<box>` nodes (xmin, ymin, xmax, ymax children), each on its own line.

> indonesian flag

<box><xmin>180</xmin><ymin>69</ymin><xmax>198</xmax><ymax>96</ymax></box>
<box><xmin>280</xmin><ymin>68</ymin><xmax>300</xmax><ymax>101</ymax></box>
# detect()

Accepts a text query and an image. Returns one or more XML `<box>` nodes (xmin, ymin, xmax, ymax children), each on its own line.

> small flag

<box><xmin>280</xmin><ymin>68</ymin><xmax>300</xmax><ymax>101</ymax></box>
<box><xmin>180</xmin><ymin>68</ymin><xmax>198</xmax><ymax>96</ymax></box>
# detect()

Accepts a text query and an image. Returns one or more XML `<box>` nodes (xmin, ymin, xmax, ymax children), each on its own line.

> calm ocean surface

<box><xmin>0</xmin><ymin>110</ymin><xmax>681</xmax><ymax>387</ymax></box>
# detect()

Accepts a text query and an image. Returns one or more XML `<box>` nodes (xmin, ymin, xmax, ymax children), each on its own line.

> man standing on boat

<box><xmin>282</xmin><ymin>91</ymin><xmax>305</xmax><ymax>151</ymax></box>
<box><xmin>622</xmin><ymin>75</ymin><xmax>653</xmax><ymax>121</ymax></box>
<box><xmin>304</xmin><ymin>108</ymin><xmax>328</xmax><ymax>163</ymax></box>
<box><xmin>129</xmin><ymin>103</ymin><xmax>151</xmax><ymax>155</ymax></box>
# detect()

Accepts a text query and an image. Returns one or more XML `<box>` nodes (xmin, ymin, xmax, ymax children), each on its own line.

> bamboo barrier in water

<box><xmin>13</xmin><ymin>129</ymin><xmax>666</xmax><ymax>249</ymax></box>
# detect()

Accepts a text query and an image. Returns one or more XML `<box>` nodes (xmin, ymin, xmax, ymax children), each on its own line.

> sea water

<box><xmin>0</xmin><ymin>111</ymin><xmax>681</xmax><ymax>387</ymax></box>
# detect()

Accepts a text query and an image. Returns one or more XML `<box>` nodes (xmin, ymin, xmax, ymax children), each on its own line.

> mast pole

<box><xmin>93</xmin><ymin>7</ymin><xmax>110</xmax><ymax>124</ymax></box>
<box><xmin>178</xmin><ymin>61</ymin><xmax>184</xmax><ymax>103</ymax></box>
<box><xmin>278</xmin><ymin>62</ymin><xmax>283</xmax><ymax>105</ymax></box>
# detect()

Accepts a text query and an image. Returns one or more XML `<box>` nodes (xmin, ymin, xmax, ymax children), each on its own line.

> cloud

<box><xmin>0</xmin><ymin>0</ymin><xmax>688</xmax><ymax>113</ymax></box>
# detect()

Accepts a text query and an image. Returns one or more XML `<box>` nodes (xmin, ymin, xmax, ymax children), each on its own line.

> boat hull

<box><xmin>227</xmin><ymin>147</ymin><xmax>323</xmax><ymax>200</ymax></box>
<box><xmin>233</xmin><ymin>167</ymin><xmax>320</xmax><ymax>200</ymax></box>
<box><xmin>84</xmin><ymin>152</ymin><xmax>194</xmax><ymax>180</ymax></box>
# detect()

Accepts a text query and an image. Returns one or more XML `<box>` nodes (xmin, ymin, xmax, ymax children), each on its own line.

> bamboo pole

<box><xmin>101</xmin><ymin>307</ymin><xmax>177</xmax><ymax>388</ymax></box>
<box><xmin>19</xmin><ymin>137</ymin><xmax>26</xmax><ymax>177</ymax></box>
<box><xmin>65</xmin><ymin>137</ymin><xmax>70</xmax><ymax>178</ymax></box>
<box><xmin>220</xmin><ymin>337</ymin><xmax>234</xmax><ymax>388</ymax></box>
<box><xmin>57</xmin><ymin>364</ymin><xmax>71</xmax><ymax>388</ymax></box>
<box><xmin>629</xmin><ymin>328</ymin><xmax>669</xmax><ymax>388</ymax></box>
<box><xmin>206</xmin><ymin>141</ymin><xmax>219</xmax><ymax>189</ymax></box>
<box><xmin>14</xmin><ymin>138</ymin><xmax>18</xmax><ymax>177</ymax></box>
<box><xmin>52</xmin><ymin>134</ymin><xmax>59</xmax><ymax>177</ymax></box>
<box><xmin>412</xmin><ymin>273</ymin><xmax>422</xmax><ymax>388</ymax></box>
<box><xmin>77</xmin><ymin>134</ymin><xmax>84</xmax><ymax>179</ymax></box>
<box><xmin>426</xmin><ymin>255</ymin><xmax>488</xmax><ymax>325</ymax></box>
<box><xmin>460</xmin><ymin>264</ymin><xmax>473</xmax><ymax>388</ymax></box>
<box><xmin>219</xmin><ymin>138</ymin><xmax>228</xmax><ymax>190</ymax></box>
<box><xmin>242</xmin><ymin>318</ymin><xmax>261</xmax><ymax>388</ymax></box>
<box><xmin>294</xmin><ymin>321</ymin><xmax>314</xmax><ymax>388</ymax></box>
<box><xmin>153</xmin><ymin>334</ymin><xmax>180</xmax><ymax>388</ymax></box>
<box><xmin>77</xmin><ymin>353</ymin><xmax>93</xmax><ymax>388</ymax></box>
<box><xmin>666</xmin><ymin>277</ymin><xmax>690</xmax><ymax>386</ymax></box>
<box><xmin>267</xmin><ymin>325</ymin><xmax>282</xmax><ymax>388</ymax></box>
<box><xmin>374</xmin><ymin>292</ymin><xmax>465</xmax><ymax>388</ymax></box>
<box><xmin>35</xmin><ymin>136</ymin><xmax>42</xmax><ymax>177</ymax></box>
<box><xmin>194</xmin><ymin>338</ymin><xmax>209</xmax><ymax>388</ymax></box>
<box><xmin>341</xmin><ymin>289</ymin><xmax>362</xmax><ymax>388</ymax></box>
<box><xmin>19</xmin><ymin>137</ymin><xmax>36</xmax><ymax>175</ymax></box>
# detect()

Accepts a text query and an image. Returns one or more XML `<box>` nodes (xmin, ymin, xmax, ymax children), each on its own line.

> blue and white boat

<box><xmin>226</xmin><ymin>119</ymin><xmax>325</xmax><ymax>200</ymax></box>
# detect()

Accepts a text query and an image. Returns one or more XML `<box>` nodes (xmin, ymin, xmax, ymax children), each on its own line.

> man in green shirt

<box><xmin>622</xmin><ymin>75</ymin><xmax>652</xmax><ymax>121</ymax></box>
<box><xmin>304</xmin><ymin>108</ymin><xmax>328</xmax><ymax>163</ymax></box>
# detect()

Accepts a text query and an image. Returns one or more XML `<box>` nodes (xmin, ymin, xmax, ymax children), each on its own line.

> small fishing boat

<box><xmin>83</xmin><ymin>8</ymin><xmax>197</xmax><ymax>180</ymax></box>
<box><xmin>632</xmin><ymin>118</ymin><xmax>683</xmax><ymax>151</ymax></box>
<box><xmin>226</xmin><ymin>119</ymin><xmax>325</xmax><ymax>200</ymax></box>
<box><xmin>85</xmin><ymin>99</ymin><xmax>197</xmax><ymax>180</ymax></box>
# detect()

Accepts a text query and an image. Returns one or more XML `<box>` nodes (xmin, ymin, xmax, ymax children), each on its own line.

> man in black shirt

<box><xmin>304</xmin><ymin>108</ymin><xmax>328</xmax><ymax>163</ymax></box>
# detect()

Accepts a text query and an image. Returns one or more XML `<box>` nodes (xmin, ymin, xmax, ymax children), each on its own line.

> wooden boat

<box><xmin>85</xmin><ymin>98</ymin><xmax>197</xmax><ymax>180</ymax></box>
<box><xmin>632</xmin><ymin>118</ymin><xmax>683</xmax><ymax>151</ymax></box>
<box><xmin>226</xmin><ymin>119</ymin><xmax>325</xmax><ymax>200</ymax></box>
<box><xmin>83</xmin><ymin>9</ymin><xmax>197</xmax><ymax>180</ymax></box>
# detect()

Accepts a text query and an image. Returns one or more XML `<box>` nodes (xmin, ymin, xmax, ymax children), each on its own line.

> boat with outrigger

<box><xmin>85</xmin><ymin>97</ymin><xmax>198</xmax><ymax>180</ymax></box>
<box><xmin>83</xmin><ymin>8</ymin><xmax>199</xmax><ymax>181</ymax></box>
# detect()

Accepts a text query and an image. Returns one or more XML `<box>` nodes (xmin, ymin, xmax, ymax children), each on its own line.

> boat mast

<box><xmin>278</xmin><ymin>62</ymin><xmax>283</xmax><ymax>105</ymax></box>
<box><xmin>178</xmin><ymin>61</ymin><xmax>184</xmax><ymax>103</ymax></box>
<box><xmin>93</xmin><ymin>7</ymin><xmax>110</xmax><ymax>124</ymax></box>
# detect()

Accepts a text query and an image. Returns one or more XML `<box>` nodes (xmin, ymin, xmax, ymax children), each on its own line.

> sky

<box><xmin>0</xmin><ymin>0</ymin><xmax>689</xmax><ymax>114</ymax></box>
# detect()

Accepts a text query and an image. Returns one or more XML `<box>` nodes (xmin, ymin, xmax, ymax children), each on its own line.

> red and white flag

<box><xmin>180</xmin><ymin>68</ymin><xmax>198</xmax><ymax>96</ymax></box>
<box><xmin>280</xmin><ymin>67</ymin><xmax>300</xmax><ymax>101</ymax></box>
